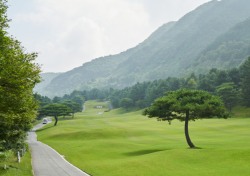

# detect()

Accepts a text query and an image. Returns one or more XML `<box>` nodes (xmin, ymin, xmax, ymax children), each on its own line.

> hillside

<box><xmin>189</xmin><ymin>17</ymin><xmax>250</xmax><ymax>73</ymax></box>
<box><xmin>37</xmin><ymin>0</ymin><xmax>250</xmax><ymax>97</ymax></box>
<box><xmin>34</xmin><ymin>72</ymin><xmax>61</xmax><ymax>95</ymax></box>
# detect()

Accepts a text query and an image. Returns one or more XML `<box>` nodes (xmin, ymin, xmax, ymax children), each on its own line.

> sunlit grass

<box><xmin>37</xmin><ymin>100</ymin><xmax>250</xmax><ymax>176</ymax></box>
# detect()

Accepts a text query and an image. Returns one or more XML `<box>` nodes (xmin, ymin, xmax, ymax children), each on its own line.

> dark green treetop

<box><xmin>39</xmin><ymin>103</ymin><xmax>71</xmax><ymax>126</ymax></box>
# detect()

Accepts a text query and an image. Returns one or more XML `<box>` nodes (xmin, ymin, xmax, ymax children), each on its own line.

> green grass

<box><xmin>232</xmin><ymin>106</ymin><xmax>250</xmax><ymax>118</ymax></box>
<box><xmin>0</xmin><ymin>150</ymin><xmax>33</xmax><ymax>176</ymax></box>
<box><xmin>37</xmin><ymin>101</ymin><xmax>250</xmax><ymax>176</ymax></box>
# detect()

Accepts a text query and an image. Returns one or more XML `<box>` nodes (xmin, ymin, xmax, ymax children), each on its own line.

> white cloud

<box><xmin>7</xmin><ymin>0</ymin><xmax>210</xmax><ymax>72</ymax></box>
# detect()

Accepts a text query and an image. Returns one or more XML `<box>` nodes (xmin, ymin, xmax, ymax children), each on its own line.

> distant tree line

<box><xmin>39</xmin><ymin>57</ymin><xmax>250</xmax><ymax>113</ymax></box>
<box><xmin>34</xmin><ymin>91</ymin><xmax>85</xmax><ymax>125</ymax></box>
<box><xmin>111</xmin><ymin>57</ymin><xmax>250</xmax><ymax>110</ymax></box>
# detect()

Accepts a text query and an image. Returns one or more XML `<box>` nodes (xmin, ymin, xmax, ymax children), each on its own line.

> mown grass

<box><xmin>37</xmin><ymin>100</ymin><xmax>250</xmax><ymax>176</ymax></box>
<box><xmin>0</xmin><ymin>150</ymin><xmax>33</xmax><ymax>176</ymax></box>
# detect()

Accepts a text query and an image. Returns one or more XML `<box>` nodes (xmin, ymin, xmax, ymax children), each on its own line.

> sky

<box><xmin>7</xmin><ymin>0</ymin><xmax>210</xmax><ymax>73</ymax></box>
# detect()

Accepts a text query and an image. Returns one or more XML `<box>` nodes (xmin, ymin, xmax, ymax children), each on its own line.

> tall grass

<box><xmin>37</xmin><ymin>101</ymin><xmax>250</xmax><ymax>176</ymax></box>
<box><xmin>0</xmin><ymin>150</ymin><xmax>32</xmax><ymax>176</ymax></box>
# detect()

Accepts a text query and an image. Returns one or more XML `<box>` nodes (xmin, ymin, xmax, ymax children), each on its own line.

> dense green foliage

<box><xmin>36</xmin><ymin>0</ymin><xmax>250</xmax><ymax>97</ymax></box>
<box><xmin>143</xmin><ymin>89</ymin><xmax>228</xmax><ymax>148</ymax></box>
<box><xmin>240</xmin><ymin>57</ymin><xmax>250</xmax><ymax>106</ymax></box>
<box><xmin>143</xmin><ymin>89</ymin><xmax>227</xmax><ymax>122</ymax></box>
<box><xmin>34</xmin><ymin>45</ymin><xmax>250</xmax><ymax>117</ymax></box>
<box><xmin>39</xmin><ymin>103</ymin><xmax>71</xmax><ymax>126</ymax></box>
<box><xmin>36</xmin><ymin>101</ymin><xmax>250</xmax><ymax>176</ymax></box>
<box><xmin>58</xmin><ymin>64</ymin><xmax>247</xmax><ymax>112</ymax></box>
<box><xmin>216</xmin><ymin>82</ymin><xmax>239</xmax><ymax>111</ymax></box>
<box><xmin>35</xmin><ymin>93</ymin><xmax>84</xmax><ymax>114</ymax></box>
<box><xmin>35</xmin><ymin>90</ymin><xmax>85</xmax><ymax>125</ymax></box>
<box><xmin>34</xmin><ymin>93</ymin><xmax>52</xmax><ymax>107</ymax></box>
<box><xmin>0</xmin><ymin>0</ymin><xmax>40</xmax><ymax>151</ymax></box>
<box><xmin>0</xmin><ymin>150</ymin><xmax>32</xmax><ymax>175</ymax></box>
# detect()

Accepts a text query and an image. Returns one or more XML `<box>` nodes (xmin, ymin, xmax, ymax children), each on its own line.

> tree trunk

<box><xmin>185</xmin><ymin>110</ymin><xmax>195</xmax><ymax>148</ymax></box>
<box><xmin>54</xmin><ymin>116</ymin><xmax>58</xmax><ymax>126</ymax></box>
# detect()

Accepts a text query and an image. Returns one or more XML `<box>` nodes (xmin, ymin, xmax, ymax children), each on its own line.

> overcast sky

<box><xmin>7</xmin><ymin>0</ymin><xmax>210</xmax><ymax>73</ymax></box>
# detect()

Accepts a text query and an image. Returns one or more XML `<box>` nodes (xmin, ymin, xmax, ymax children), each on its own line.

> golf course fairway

<box><xmin>36</xmin><ymin>101</ymin><xmax>250</xmax><ymax>176</ymax></box>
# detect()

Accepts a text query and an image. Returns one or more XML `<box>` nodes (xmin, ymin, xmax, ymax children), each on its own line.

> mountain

<box><xmin>189</xmin><ymin>17</ymin><xmax>250</xmax><ymax>73</ymax></box>
<box><xmin>34</xmin><ymin>72</ymin><xmax>61</xmax><ymax>94</ymax></box>
<box><xmin>37</xmin><ymin>0</ymin><xmax>250</xmax><ymax>97</ymax></box>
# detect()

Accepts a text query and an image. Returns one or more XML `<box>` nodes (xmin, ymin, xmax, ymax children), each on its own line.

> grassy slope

<box><xmin>37</xmin><ymin>101</ymin><xmax>250</xmax><ymax>176</ymax></box>
<box><xmin>0</xmin><ymin>151</ymin><xmax>33</xmax><ymax>176</ymax></box>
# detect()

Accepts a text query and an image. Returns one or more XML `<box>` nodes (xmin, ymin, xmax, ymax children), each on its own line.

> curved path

<box><xmin>27</xmin><ymin>122</ymin><xmax>90</xmax><ymax>176</ymax></box>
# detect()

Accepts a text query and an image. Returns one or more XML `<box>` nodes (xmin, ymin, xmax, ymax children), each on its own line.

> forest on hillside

<box><xmin>36</xmin><ymin>57</ymin><xmax>250</xmax><ymax>115</ymax></box>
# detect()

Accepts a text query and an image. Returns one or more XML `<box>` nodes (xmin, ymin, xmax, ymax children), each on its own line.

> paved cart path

<box><xmin>27</xmin><ymin>123</ymin><xmax>90</xmax><ymax>176</ymax></box>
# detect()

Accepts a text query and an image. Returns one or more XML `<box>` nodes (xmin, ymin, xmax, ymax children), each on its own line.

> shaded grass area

<box><xmin>0</xmin><ymin>150</ymin><xmax>33</xmax><ymax>176</ymax></box>
<box><xmin>232</xmin><ymin>106</ymin><xmax>250</xmax><ymax>118</ymax></box>
<box><xmin>37</xmin><ymin>101</ymin><xmax>250</xmax><ymax>176</ymax></box>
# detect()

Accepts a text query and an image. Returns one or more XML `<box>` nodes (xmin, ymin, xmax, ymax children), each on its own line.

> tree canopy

<box><xmin>143</xmin><ymin>89</ymin><xmax>228</xmax><ymax>148</ymax></box>
<box><xmin>62</xmin><ymin>100</ymin><xmax>82</xmax><ymax>117</ymax></box>
<box><xmin>0</xmin><ymin>0</ymin><xmax>41</xmax><ymax>151</ymax></box>
<box><xmin>39</xmin><ymin>103</ymin><xmax>71</xmax><ymax>126</ymax></box>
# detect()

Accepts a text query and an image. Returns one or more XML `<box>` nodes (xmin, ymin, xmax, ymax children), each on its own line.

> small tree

<box><xmin>143</xmin><ymin>89</ymin><xmax>228</xmax><ymax>148</ymax></box>
<box><xmin>39</xmin><ymin>103</ymin><xmax>71</xmax><ymax>126</ymax></box>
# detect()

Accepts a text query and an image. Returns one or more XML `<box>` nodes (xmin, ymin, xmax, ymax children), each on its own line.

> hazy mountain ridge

<box><xmin>37</xmin><ymin>0</ymin><xmax>250</xmax><ymax>97</ymax></box>
<box><xmin>190</xmin><ymin>17</ymin><xmax>250</xmax><ymax>73</ymax></box>
<box><xmin>34</xmin><ymin>72</ymin><xmax>61</xmax><ymax>94</ymax></box>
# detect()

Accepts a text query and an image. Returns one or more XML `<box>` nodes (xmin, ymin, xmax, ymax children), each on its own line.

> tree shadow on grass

<box><xmin>188</xmin><ymin>146</ymin><xmax>203</xmax><ymax>150</ymax></box>
<box><xmin>124</xmin><ymin>149</ymin><xmax>170</xmax><ymax>156</ymax></box>
<box><xmin>36</xmin><ymin>125</ymin><xmax>54</xmax><ymax>132</ymax></box>
<box><xmin>59</xmin><ymin>116</ymin><xmax>74</xmax><ymax>121</ymax></box>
